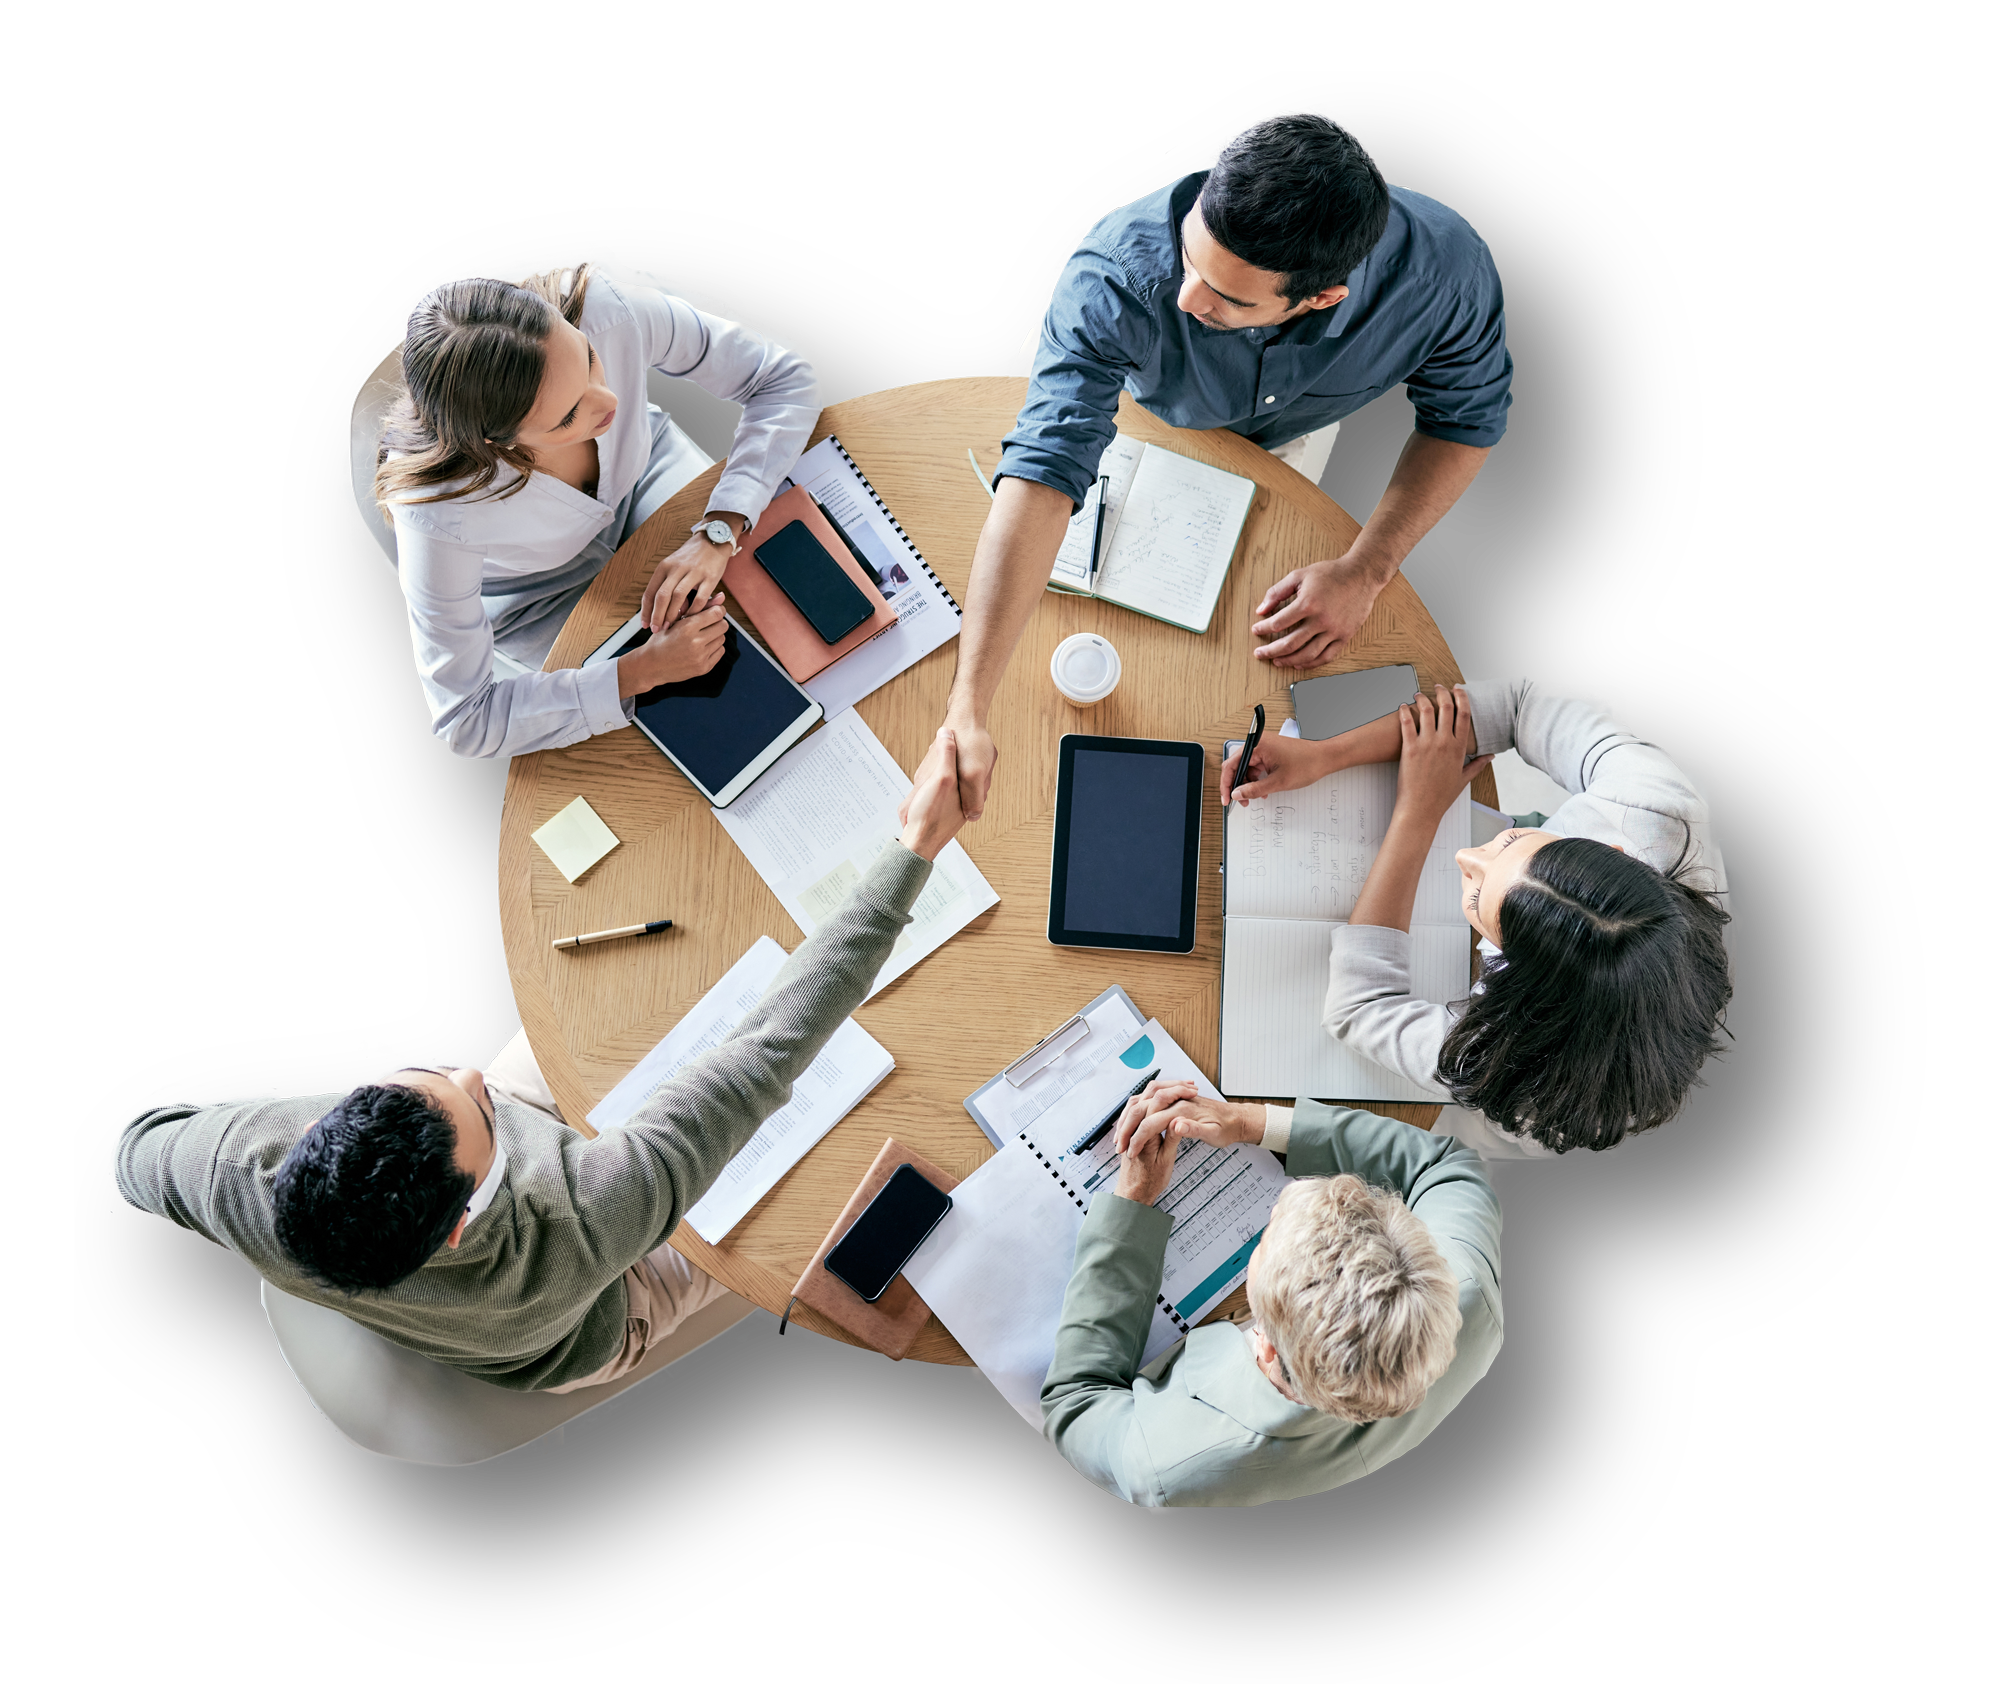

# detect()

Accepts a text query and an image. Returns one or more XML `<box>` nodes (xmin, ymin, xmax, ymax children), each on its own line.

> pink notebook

<box><xmin>725</xmin><ymin>486</ymin><xmax>898</xmax><ymax>683</ymax></box>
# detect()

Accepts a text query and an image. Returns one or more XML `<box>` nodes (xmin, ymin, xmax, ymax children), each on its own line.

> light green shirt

<box><xmin>1041</xmin><ymin>1102</ymin><xmax>1503</xmax><ymax>1507</ymax></box>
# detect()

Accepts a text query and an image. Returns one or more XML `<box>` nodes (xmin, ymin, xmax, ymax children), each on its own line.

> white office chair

<box><xmin>348</xmin><ymin>334</ymin><xmax>544</xmax><ymax>676</ymax></box>
<box><xmin>351</xmin><ymin>347</ymin><xmax>405</xmax><ymax>566</ymax></box>
<box><xmin>262</xmin><ymin>1279</ymin><xmax>757</xmax><ymax>1465</ymax></box>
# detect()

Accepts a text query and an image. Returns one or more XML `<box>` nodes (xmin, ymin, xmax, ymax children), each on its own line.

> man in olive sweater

<box><xmin>117</xmin><ymin>732</ymin><xmax>966</xmax><ymax>1392</ymax></box>
<box><xmin>1042</xmin><ymin>1087</ymin><xmax>1502</xmax><ymax>1506</ymax></box>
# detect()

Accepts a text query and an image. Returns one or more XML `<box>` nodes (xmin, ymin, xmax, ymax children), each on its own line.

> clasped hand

<box><xmin>1109</xmin><ymin>1080</ymin><xmax>1266</xmax><ymax>1205</ymax></box>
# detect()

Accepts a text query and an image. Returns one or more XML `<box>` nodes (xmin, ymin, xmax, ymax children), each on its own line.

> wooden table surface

<box><xmin>500</xmin><ymin>377</ymin><xmax>1495</xmax><ymax>1365</ymax></box>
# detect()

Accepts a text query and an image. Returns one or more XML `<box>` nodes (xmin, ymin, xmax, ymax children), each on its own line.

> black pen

<box><xmin>1069</xmin><ymin>1067</ymin><xmax>1161</xmax><ymax>1155</ymax></box>
<box><xmin>1231</xmin><ymin>702</ymin><xmax>1267</xmax><ymax>803</ymax></box>
<box><xmin>1085</xmin><ymin>474</ymin><xmax>1111</xmax><ymax>592</ymax></box>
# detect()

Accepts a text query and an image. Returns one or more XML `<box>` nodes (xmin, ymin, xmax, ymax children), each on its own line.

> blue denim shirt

<box><xmin>999</xmin><ymin>174</ymin><xmax>1512</xmax><ymax>508</ymax></box>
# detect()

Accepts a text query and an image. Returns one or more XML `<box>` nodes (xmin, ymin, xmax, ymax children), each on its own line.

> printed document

<box><xmin>905</xmin><ymin>1016</ymin><xmax>1288</xmax><ymax>1426</ymax></box>
<box><xmin>781</xmin><ymin>437</ymin><xmax>962</xmax><ymax>717</ymax></box>
<box><xmin>586</xmin><ymin>936</ymin><xmax>893</xmax><ymax>1243</ymax></box>
<box><xmin>714</xmin><ymin>710</ymin><xmax>999</xmax><ymax>999</ymax></box>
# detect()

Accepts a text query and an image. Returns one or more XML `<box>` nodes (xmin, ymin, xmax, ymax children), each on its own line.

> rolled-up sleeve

<box><xmin>999</xmin><ymin>255</ymin><xmax>1155</xmax><ymax>510</ymax></box>
<box><xmin>1324</xmin><ymin>924</ymin><xmax>1452</xmax><ymax>1097</ymax></box>
<box><xmin>1404</xmin><ymin>269</ymin><xmax>1512</xmax><ymax>448</ymax></box>
<box><xmin>626</xmin><ymin>284</ymin><xmax>818</xmax><ymax>526</ymax></box>
<box><xmin>393</xmin><ymin>518</ymin><xmax>630</xmax><ymax>760</ymax></box>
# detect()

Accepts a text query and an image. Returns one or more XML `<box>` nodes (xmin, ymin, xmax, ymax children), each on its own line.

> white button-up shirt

<box><xmin>389</xmin><ymin>269</ymin><xmax>818</xmax><ymax>760</ymax></box>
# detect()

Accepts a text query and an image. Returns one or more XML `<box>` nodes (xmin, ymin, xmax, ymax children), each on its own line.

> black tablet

<box><xmin>1048</xmin><ymin>735</ymin><xmax>1205</xmax><ymax>952</ymax></box>
<box><xmin>584</xmin><ymin>612</ymin><xmax>822</xmax><ymax>807</ymax></box>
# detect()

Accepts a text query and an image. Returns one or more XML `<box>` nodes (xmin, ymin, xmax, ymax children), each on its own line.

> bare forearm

<box><xmin>1345</xmin><ymin>434</ymin><xmax>1490</xmax><ymax>582</ymax></box>
<box><xmin>947</xmin><ymin>477</ymin><xmax>1073</xmax><ymax>724</ymax></box>
<box><xmin>1349</xmin><ymin>810</ymin><xmax>1441</xmax><ymax>932</ymax></box>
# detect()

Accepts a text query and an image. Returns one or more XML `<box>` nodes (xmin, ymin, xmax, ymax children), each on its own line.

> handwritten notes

<box><xmin>1046</xmin><ymin>435</ymin><xmax>1256</xmax><ymax>633</ymax></box>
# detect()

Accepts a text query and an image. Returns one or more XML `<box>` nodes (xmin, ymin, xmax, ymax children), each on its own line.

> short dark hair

<box><xmin>272</xmin><ymin>1084</ymin><xmax>475</xmax><ymax>1293</ymax></box>
<box><xmin>1436</xmin><ymin>838</ymin><xmax>1733</xmax><ymax>1153</ymax></box>
<box><xmin>1198</xmin><ymin>115</ymin><xmax>1391</xmax><ymax>305</ymax></box>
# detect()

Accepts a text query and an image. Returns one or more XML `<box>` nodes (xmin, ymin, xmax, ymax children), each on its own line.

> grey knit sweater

<box><xmin>116</xmin><ymin>844</ymin><xmax>933</xmax><ymax>1388</ymax></box>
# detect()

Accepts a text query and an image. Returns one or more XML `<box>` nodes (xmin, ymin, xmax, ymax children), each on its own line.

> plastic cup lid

<box><xmin>1061</xmin><ymin>642</ymin><xmax>1109</xmax><ymax>689</ymax></box>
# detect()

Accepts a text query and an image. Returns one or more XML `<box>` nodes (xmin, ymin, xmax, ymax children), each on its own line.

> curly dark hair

<box><xmin>272</xmin><ymin>1083</ymin><xmax>475</xmax><ymax>1293</ymax></box>
<box><xmin>1436</xmin><ymin>836</ymin><xmax>1732</xmax><ymax>1153</ymax></box>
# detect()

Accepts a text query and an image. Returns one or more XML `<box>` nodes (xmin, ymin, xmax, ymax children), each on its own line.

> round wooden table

<box><xmin>500</xmin><ymin>377</ymin><xmax>1495</xmax><ymax>1364</ymax></box>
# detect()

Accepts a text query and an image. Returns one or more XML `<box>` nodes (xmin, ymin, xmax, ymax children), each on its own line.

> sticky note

<box><xmin>532</xmin><ymin>796</ymin><xmax>620</xmax><ymax>883</ymax></box>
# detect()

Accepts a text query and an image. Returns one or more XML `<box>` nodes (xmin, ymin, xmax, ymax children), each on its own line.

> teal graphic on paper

<box><xmin>1119</xmin><ymin>1035</ymin><xmax>1155</xmax><ymax>1069</ymax></box>
<box><xmin>1176</xmin><ymin>1227</ymin><xmax>1266</xmax><ymax>1321</ymax></box>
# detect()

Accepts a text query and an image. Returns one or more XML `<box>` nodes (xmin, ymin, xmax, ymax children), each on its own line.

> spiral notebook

<box><xmin>902</xmin><ymin>1014</ymin><xmax>1289</xmax><ymax>1426</ymax></box>
<box><xmin>778</xmin><ymin>436</ymin><xmax>963</xmax><ymax>716</ymax></box>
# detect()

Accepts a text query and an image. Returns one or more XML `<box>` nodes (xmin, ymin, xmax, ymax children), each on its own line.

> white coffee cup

<box><xmin>1050</xmin><ymin>633</ymin><xmax>1121</xmax><ymax>705</ymax></box>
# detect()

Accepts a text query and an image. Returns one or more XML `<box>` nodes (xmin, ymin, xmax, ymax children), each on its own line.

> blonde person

<box><xmin>1221</xmin><ymin>682</ymin><xmax>1732</xmax><ymax>1157</ymax></box>
<box><xmin>1041</xmin><ymin>1084</ymin><xmax>1501</xmax><ymax>1508</ymax></box>
<box><xmin>376</xmin><ymin>263</ymin><xmax>818</xmax><ymax>759</ymax></box>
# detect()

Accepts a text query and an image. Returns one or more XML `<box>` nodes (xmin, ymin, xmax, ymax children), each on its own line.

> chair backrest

<box><xmin>350</xmin><ymin>347</ymin><xmax>404</xmax><ymax>566</ymax></box>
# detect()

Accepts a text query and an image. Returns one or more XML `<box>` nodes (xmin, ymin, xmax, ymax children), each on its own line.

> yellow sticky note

<box><xmin>532</xmin><ymin>796</ymin><xmax>620</xmax><ymax>883</ymax></box>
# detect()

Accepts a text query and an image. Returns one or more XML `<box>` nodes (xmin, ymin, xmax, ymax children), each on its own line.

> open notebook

<box><xmin>1048</xmin><ymin>435</ymin><xmax>1256</xmax><ymax>634</ymax></box>
<box><xmin>1221</xmin><ymin>760</ymin><xmax>1474</xmax><ymax>1102</ymax></box>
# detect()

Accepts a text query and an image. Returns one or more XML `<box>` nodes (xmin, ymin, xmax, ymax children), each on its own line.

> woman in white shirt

<box><xmin>1218</xmin><ymin>681</ymin><xmax>1731</xmax><ymax>1158</ymax></box>
<box><xmin>375</xmin><ymin>264</ymin><xmax>818</xmax><ymax>759</ymax></box>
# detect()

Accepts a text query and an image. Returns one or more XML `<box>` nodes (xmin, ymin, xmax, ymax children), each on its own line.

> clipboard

<box><xmin>963</xmin><ymin>984</ymin><xmax>1144</xmax><ymax>1147</ymax></box>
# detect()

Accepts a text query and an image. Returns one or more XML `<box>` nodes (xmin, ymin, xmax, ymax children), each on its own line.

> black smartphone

<box><xmin>823</xmin><ymin>1164</ymin><xmax>953</xmax><ymax>1303</ymax></box>
<box><xmin>1288</xmin><ymin>665</ymin><xmax>1419</xmax><ymax>741</ymax></box>
<box><xmin>754</xmin><ymin>519</ymin><xmax>878</xmax><ymax>644</ymax></box>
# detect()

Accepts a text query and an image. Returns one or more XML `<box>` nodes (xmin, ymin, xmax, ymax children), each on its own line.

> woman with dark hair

<box><xmin>1220</xmin><ymin>681</ymin><xmax>1730</xmax><ymax>1156</ymax></box>
<box><xmin>376</xmin><ymin>265</ymin><xmax>817</xmax><ymax>759</ymax></box>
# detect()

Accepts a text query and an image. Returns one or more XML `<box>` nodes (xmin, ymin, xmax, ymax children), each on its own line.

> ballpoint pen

<box><xmin>1069</xmin><ymin>1067</ymin><xmax>1161</xmax><ymax>1156</ymax></box>
<box><xmin>1085</xmin><ymin>473</ymin><xmax>1111</xmax><ymax>592</ymax></box>
<box><xmin>1231</xmin><ymin>702</ymin><xmax>1267</xmax><ymax>803</ymax></box>
<box><xmin>552</xmin><ymin>919</ymin><xmax>673</xmax><ymax>951</ymax></box>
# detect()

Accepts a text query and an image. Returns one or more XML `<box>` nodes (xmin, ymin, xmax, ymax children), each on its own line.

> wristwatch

<box><xmin>692</xmin><ymin>518</ymin><xmax>741</xmax><ymax>555</ymax></box>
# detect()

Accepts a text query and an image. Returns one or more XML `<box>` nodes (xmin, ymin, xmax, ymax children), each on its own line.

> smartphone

<box><xmin>1288</xmin><ymin>664</ymin><xmax>1420</xmax><ymax>741</ymax></box>
<box><xmin>823</xmin><ymin>1164</ymin><xmax>953</xmax><ymax>1303</ymax></box>
<box><xmin>754</xmin><ymin>519</ymin><xmax>878</xmax><ymax>644</ymax></box>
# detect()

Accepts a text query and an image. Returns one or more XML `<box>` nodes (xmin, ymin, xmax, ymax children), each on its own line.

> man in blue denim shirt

<box><xmin>917</xmin><ymin>116</ymin><xmax>1510</xmax><ymax>820</ymax></box>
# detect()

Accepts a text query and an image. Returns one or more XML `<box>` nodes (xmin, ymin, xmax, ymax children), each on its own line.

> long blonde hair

<box><xmin>373</xmin><ymin>264</ymin><xmax>592</xmax><ymax>519</ymax></box>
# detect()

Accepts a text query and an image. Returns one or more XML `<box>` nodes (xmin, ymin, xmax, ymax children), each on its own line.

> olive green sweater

<box><xmin>116</xmin><ymin>845</ymin><xmax>932</xmax><ymax>1389</ymax></box>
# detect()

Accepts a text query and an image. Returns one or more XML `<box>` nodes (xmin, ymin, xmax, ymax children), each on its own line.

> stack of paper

<box><xmin>586</xmin><ymin>936</ymin><xmax>893</xmax><ymax>1243</ymax></box>
<box><xmin>906</xmin><ymin>1015</ymin><xmax>1288</xmax><ymax>1426</ymax></box>
<box><xmin>781</xmin><ymin>436</ymin><xmax>963</xmax><ymax>717</ymax></box>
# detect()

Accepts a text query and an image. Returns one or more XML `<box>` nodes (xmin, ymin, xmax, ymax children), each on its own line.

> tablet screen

<box><xmin>615</xmin><ymin>622</ymin><xmax>816</xmax><ymax>797</ymax></box>
<box><xmin>1049</xmin><ymin>736</ymin><xmax>1205</xmax><ymax>952</ymax></box>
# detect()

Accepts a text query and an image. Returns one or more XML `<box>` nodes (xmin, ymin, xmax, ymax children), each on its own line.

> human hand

<box><xmin>641</xmin><ymin>530</ymin><xmax>733</xmax><ymax>632</ymax></box>
<box><xmin>619</xmin><ymin>594</ymin><xmax>728</xmax><ymax>694</ymax></box>
<box><xmin>1112</xmin><ymin>1094</ymin><xmax>1179</xmax><ymax>1205</ymax></box>
<box><xmin>1220</xmin><ymin>731</ymin><xmax>1328</xmax><ymax>806</ymax></box>
<box><xmin>1115</xmin><ymin>1082</ymin><xmax>1267</xmax><ymax>1150</ymax></box>
<box><xmin>1392</xmin><ymin>685</ymin><xmax>1493</xmax><ymax>824</ymax></box>
<box><xmin>1251</xmin><ymin>555</ymin><xmax>1385</xmax><ymax>667</ymax></box>
<box><xmin>900</xmin><ymin>708</ymin><xmax>997</xmax><ymax>825</ymax></box>
<box><xmin>897</xmin><ymin>728</ymin><xmax>965</xmax><ymax>862</ymax></box>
